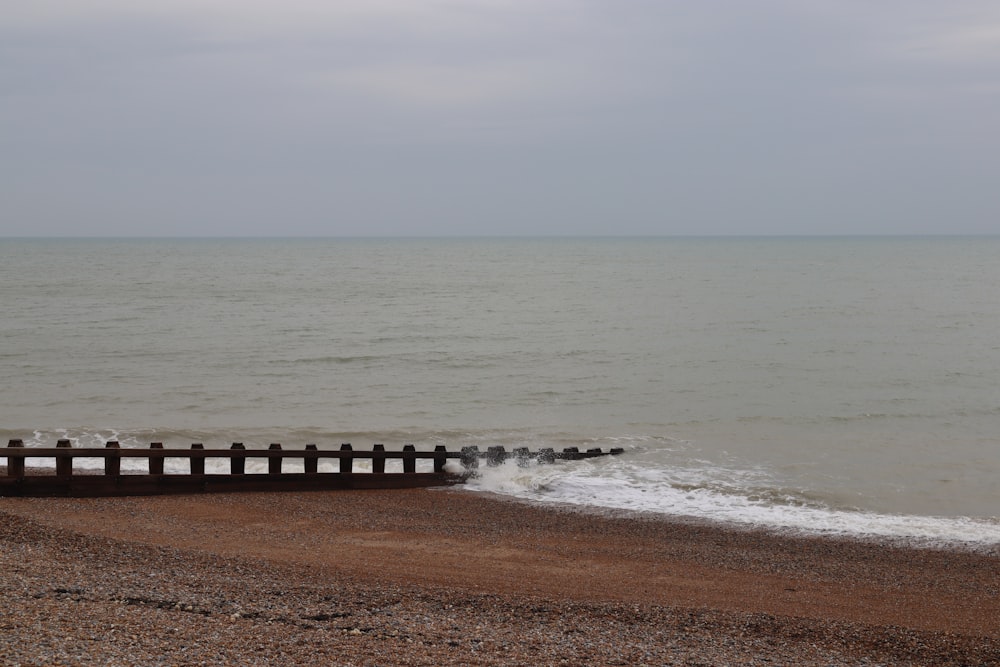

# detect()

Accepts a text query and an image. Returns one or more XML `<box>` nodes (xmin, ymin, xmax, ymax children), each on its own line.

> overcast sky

<box><xmin>2</xmin><ymin>1</ymin><xmax>998</xmax><ymax>236</ymax></box>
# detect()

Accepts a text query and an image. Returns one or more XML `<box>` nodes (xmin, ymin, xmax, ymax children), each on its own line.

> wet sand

<box><xmin>1</xmin><ymin>488</ymin><xmax>998</xmax><ymax>665</ymax></box>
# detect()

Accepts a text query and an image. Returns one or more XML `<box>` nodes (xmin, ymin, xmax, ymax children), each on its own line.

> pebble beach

<box><xmin>1</xmin><ymin>488</ymin><xmax>998</xmax><ymax>666</ymax></box>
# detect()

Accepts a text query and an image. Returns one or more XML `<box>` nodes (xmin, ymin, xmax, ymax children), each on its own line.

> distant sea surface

<box><xmin>2</xmin><ymin>237</ymin><xmax>998</xmax><ymax>546</ymax></box>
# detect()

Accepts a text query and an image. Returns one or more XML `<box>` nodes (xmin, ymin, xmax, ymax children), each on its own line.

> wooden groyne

<box><xmin>1</xmin><ymin>439</ymin><xmax>624</xmax><ymax>497</ymax></box>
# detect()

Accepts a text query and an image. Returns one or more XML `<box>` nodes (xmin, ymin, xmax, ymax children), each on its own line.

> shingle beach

<box><xmin>1</xmin><ymin>489</ymin><xmax>997</xmax><ymax>666</ymax></box>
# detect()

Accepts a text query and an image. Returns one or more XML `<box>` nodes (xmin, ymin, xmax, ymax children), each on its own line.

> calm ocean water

<box><xmin>1</xmin><ymin>237</ymin><xmax>998</xmax><ymax>546</ymax></box>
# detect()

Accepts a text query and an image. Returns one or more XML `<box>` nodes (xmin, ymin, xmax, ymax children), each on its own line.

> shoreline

<box><xmin>0</xmin><ymin>456</ymin><xmax>1000</xmax><ymax>556</ymax></box>
<box><xmin>461</xmin><ymin>487</ymin><xmax>1000</xmax><ymax>555</ymax></box>
<box><xmin>2</xmin><ymin>488</ymin><xmax>998</xmax><ymax>665</ymax></box>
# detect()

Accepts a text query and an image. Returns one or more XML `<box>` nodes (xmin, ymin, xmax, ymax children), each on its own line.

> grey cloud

<box><xmin>2</xmin><ymin>1</ymin><xmax>998</xmax><ymax>236</ymax></box>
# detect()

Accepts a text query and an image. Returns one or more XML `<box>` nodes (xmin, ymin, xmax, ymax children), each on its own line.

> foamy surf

<box><xmin>462</xmin><ymin>455</ymin><xmax>1000</xmax><ymax>549</ymax></box>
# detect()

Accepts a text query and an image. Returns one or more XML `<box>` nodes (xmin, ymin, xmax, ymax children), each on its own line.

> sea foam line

<box><xmin>463</xmin><ymin>460</ymin><xmax>1000</xmax><ymax>548</ymax></box>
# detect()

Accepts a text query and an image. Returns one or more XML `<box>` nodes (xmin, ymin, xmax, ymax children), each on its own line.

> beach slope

<box><xmin>1</xmin><ymin>489</ymin><xmax>997</xmax><ymax>665</ymax></box>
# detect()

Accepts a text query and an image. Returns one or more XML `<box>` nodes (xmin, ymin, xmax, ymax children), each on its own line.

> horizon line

<box><xmin>3</xmin><ymin>233</ymin><xmax>998</xmax><ymax>241</ymax></box>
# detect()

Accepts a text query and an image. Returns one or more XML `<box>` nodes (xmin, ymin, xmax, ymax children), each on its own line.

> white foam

<box><xmin>463</xmin><ymin>457</ymin><xmax>1000</xmax><ymax>547</ymax></box>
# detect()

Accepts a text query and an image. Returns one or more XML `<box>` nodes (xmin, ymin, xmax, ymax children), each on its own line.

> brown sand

<box><xmin>1</xmin><ymin>488</ymin><xmax>998</xmax><ymax>665</ymax></box>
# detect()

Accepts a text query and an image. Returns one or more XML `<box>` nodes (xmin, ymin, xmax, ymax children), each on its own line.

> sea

<box><xmin>1</xmin><ymin>237</ymin><xmax>998</xmax><ymax>548</ymax></box>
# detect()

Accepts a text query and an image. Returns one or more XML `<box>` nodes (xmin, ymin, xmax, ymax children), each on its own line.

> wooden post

<box><xmin>562</xmin><ymin>446</ymin><xmax>579</xmax><ymax>460</ymax></box>
<box><xmin>433</xmin><ymin>445</ymin><xmax>447</xmax><ymax>473</ymax></box>
<box><xmin>538</xmin><ymin>448</ymin><xmax>556</xmax><ymax>464</ymax></box>
<box><xmin>372</xmin><ymin>444</ymin><xmax>385</xmax><ymax>474</ymax></box>
<box><xmin>56</xmin><ymin>439</ymin><xmax>73</xmax><ymax>477</ymax></box>
<box><xmin>514</xmin><ymin>447</ymin><xmax>531</xmax><ymax>467</ymax></box>
<box><xmin>487</xmin><ymin>446</ymin><xmax>506</xmax><ymax>467</ymax></box>
<box><xmin>105</xmin><ymin>440</ymin><xmax>121</xmax><ymax>476</ymax></box>
<box><xmin>190</xmin><ymin>443</ymin><xmax>205</xmax><ymax>475</ymax></box>
<box><xmin>610</xmin><ymin>447</ymin><xmax>624</xmax><ymax>455</ymax></box>
<box><xmin>339</xmin><ymin>443</ymin><xmax>352</xmax><ymax>474</ymax></box>
<box><xmin>304</xmin><ymin>444</ymin><xmax>318</xmax><ymax>474</ymax></box>
<box><xmin>269</xmin><ymin>443</ymin><xmax>282</xmax><ymax>475</ymax></box>
<box><xmin>7</xmin><ymin>439</ymin><xmax>25</xmax><ymax>478</ymax></box>
<box><xmin>149</xmin><ymin>442</ymin><xmax>164</xmax><ymax>475</ymax></box>
<box><xmin>461</xmin><ymin>446</ymin><xmax>480</xmax><ymax>471</ymax></box>
<box><xmin>231</xmin><ymin>443</ymin><xmax>245</xmax><ymax>475</ymax></box>
<box><xmin>403</xmin><ymin>444</ymin><xmax>416</xmax><ymax>473</ymax></box>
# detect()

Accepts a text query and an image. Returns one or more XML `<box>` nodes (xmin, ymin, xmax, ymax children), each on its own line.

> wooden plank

<box><xmin>304</xmin><ymin>444</ymin><xmax>317</xmax><ymax>474</ymax></box>
<box><xmin>105</xmin><ymin>441</ymin><xmax>120</xmax><ymax>476</ymax></box>
<box><xmin>6</xmin><ymin>439</ymin><xmax>25</xmax><ymax>478</ymax></box>
<box><xmin>231</xmin><ymin>443</ymin><xmax>245</xmax><ymax>475</ymax></box>
<box><xmin>149</xmin><ymin>442</ymin><xmax>164</xmax><ymax>475</ymax></box>
<box><xmin>1</xmin><ymin>448</ymin><xmax>467</xmax><ymax>459</ymax></box>
<box><xmin>56</xmin><ymin>439</ymin><xmax>73</xmax><ymax>477</ymax></box>
<box><xmin>340</xmin><ymin>443</ymin><xmax>352</xmax><ymax>474</ymax></box>
<box><xmin>434</xmin><ymin>445</ymin><xmax>447</xmax><ymax>473</ymax></box>
<box><xmin>0</xmin><ymin>472</ymin><xmax>464</xmax><ymax>497</ymax></box>
<box><xmin>403</xmin><ymin>444</ymin><xmax>416</xmax><ymax>474</ymax></box>
<box><xmin>268</xmin><ymin>443</ymin><xmax>282</xmax><ymax>475</ymax></box>
<box><xmin>190</xmin><ymin>443</ymin><xmax>205</xmax><ymax>475</ymax></box>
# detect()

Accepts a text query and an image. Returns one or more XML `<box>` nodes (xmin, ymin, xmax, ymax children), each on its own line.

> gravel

<box><xmin>1</xmin><ymin>489</ymin><xmax>997</xmax><ymax>666</ymax></box>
